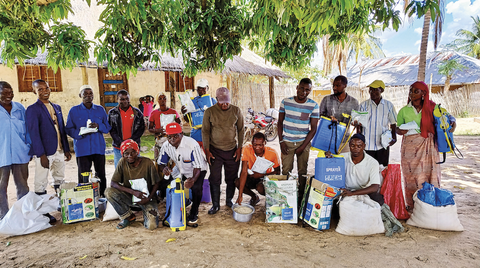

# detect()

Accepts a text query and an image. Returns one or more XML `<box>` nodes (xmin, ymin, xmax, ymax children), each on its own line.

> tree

<box><xmin>437</xmin><ymin>58</ymin><xmax>466</xmax><ymax>93</ymax></box>
<box><xmin>447</xmin><ymin>16</ymin><xmax>480</xmax><ymax>59</ymax></box>
<box><xmin>0</xmin><ymin>0</ymin><xmax>405</xmax><ymax>77</ymax></box>
<box><xmin>406</xmin><ymin>0</ymin><xmax>444</xmax><ymax>82</ymax></box>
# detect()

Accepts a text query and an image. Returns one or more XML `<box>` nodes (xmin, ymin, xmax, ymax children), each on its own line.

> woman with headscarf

<box><xmin>396</xmin><ymin>81</ymin><xmax>456</xmax><ymax>210</ymax></box>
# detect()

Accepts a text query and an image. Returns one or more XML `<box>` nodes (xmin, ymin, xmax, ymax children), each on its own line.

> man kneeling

<box><xmin>327</xmin><ymin>133</ymin><xmax>384</xmax><ymax>204</ymax></box>
<box><xmin>105</xmin><ymin>139</ymin><xmax>160</xmax><ymax>230</ymax></box>
<box><xmin>235</xmin><ymin>132</ymin><xmax>280</xmax><ymax>206</ymax></box>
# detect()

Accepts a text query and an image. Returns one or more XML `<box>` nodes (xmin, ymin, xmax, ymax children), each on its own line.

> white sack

<box><xmin>336</xmin><ymin>195</ymin><xmax>385</xmax><ymax>236</ymax></box>
<box><xmin>351</xmin><ymin>110</ymin><xmax>369</xmax><ymax>128</ymax></box>
<box><xmin>0</xmin><ymin>192</ymin><xmax>59</xmax><ymax>236</ymax></box>
<box><xmin>407</xmin><ymin>192</ymin><xmax>464</xmax><ymax>231</ymax></box>
<box><xmin>102</xmin><ymin>201</ymin><xmax>120</xmax><ymax>222</ymax></box>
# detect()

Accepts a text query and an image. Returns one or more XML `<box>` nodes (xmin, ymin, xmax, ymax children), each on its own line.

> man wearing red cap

<box><xmin>105</xmin><ymin>139</ymin><xmax>160</xmax><ymax>230</ymax></box>
<box><xmin>202</xmin><ymin>87</ymin><xmax>244</xmax><ymax>214</ymax></box>
<box><xmin>157</xmin><ymin>123</ymin><xmax>208</xmax><ymax>224</ymax></box>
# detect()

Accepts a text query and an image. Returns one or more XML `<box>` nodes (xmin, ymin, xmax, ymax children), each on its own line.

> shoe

<box><xmin>208</xmin><ymin>184</ymin><xmax>221</xmax><ymax>215</ymax></box>
<box><xmin>187</xmin><ymin>214</ymin><xmax>198</xmax><ymax>224</ymax></box>
<box><xmin>225</xmin><ymin>183</ymin><xmax>236</xmax><ymax>208</ymax></box>
<box><xmin>226</xmin><ymin>200</ymin><xmax>233</xmax><ymax>208</ymax></box>
<box><xmin>44</xmin><ymin>213</ymin><xmax>57</xmax><ymax>225</ymax></box>
<box><xmin>116</xmin><ymin>214</ymin><xmax>136</xmax><ymax>229</ymax></box>
<box><xmin>249</xmin><ymin>195</ymin><xmax>260</xmax><ymax>206</ymax></box>
<box><xmin>208</xmin><ymin>205</ymin><xmax>220</xmax><ymax>215</ymax></box>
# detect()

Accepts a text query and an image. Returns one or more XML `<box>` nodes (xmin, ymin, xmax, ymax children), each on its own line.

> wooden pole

<box><xmin>81</xmin><ymin>66</ymin><xmax>88</xmax><ymax>85</ymax></box>
<box><xmin>269</xmin><ymin>76</ymin><xmax>275</xmax><ymax>108</ymax></box>
<box><xmin>169</xmin><ymin>71</ymin><xmax>176</xmax><ymax>109</ymax></box>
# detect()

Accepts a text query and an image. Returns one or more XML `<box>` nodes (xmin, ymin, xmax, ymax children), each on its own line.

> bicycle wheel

<box><xmin>265</xmin><ymin>123</ymin><xmax>278</xmax><ymax>142</ymax></box>
<box><xmin>243</xmin><ymin>126</ymin><xmax>253</xmax><ymax>145</ymax></box>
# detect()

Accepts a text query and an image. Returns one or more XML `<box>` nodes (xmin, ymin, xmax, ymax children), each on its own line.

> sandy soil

<box><xmin>1</xmin><ymin>121</ymin><xmax>479</xmax><ymax>267</ymax></box>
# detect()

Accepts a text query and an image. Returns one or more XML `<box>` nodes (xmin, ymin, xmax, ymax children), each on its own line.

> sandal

<box><xmin>249</xmin><ymin>195</ymin><xmax>260</xmax><ymax>206</ymax></box>
<box><xmin>116</xmin><ymin>214</ymin><xmax>136</xmax><ymax>229</ymax></box>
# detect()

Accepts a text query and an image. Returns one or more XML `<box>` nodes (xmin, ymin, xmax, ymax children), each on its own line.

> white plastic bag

<box><xmin>251</xmin><ymin>156</ymin><xmax>274</xmax><ymax>174</ymax></box>
<box><xmin>102</xmin><ymin>201</ymin><xmax>120</xmax><ymax>222</ymax></box>
<box><xmin>178</xmin><ymin>93</ymin><xmax>196</xmax><ymax>113</ymax></box>
<box><xmin>399</xmin><ymin>121</ymin><xmax>420</xmax><ymax>135</ymax></box>
<box><xmin>407</xmin><ymin>192</ymin><xmax>463</xmax><ymax>231</ymax></box>
<box><xmin>130</xmin><ymin>178</ymin><xmax>150</xmax><ymax>203</ymax></box>
<box><xmin>160</xmin><ymin>114</ymin><xmax>176</xmax><ymax>129</ymax></box>
<box><xmin>381</xmin><ymin>130</ymin><xmax>392</xmax><ymax>149</ymax></box>
<box><xmin>351</xmin><ymin>110</ymin><xmax>369</xmax><ymax>128</ymax></box>
<box><xmin>336</xmin><ymin>195</ymin><xmax>385</xmax><ymax>236</ymax></box>
<box><xmin>0</xmin><ymin>192</ymin><xmax>59</xmax><ymax>236</ymax></box>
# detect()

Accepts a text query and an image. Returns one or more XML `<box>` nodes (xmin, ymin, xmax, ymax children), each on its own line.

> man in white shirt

<box><xmin>158</xmin><ymin>122</ymin><xmax>208</xmax><ymax>224</ymax></box>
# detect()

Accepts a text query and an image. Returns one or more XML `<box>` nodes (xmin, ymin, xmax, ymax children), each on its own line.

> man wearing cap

<box><xmin>105</xmin><ymin>139</ymin><xmax>160</xmax><ymax>230</ymax></box>
<box><xmin>357</xmin><ymin>80</ymin><xmax>397</xmax><ymax>166</ymax></box>
<box><xmin>157</xmin><ymin>123</ymin><xmax>208</xmax><ymax>224</ymax></box>
<box><xmin>108</xmin><ymin>89</ymin><xmax>145</xmax><ymax>168</ymax></box>
<box><xmin>319</xmin><ymin>75</ymin><xmax>359</xmax><ymax>153</ymax></box>
<box><xmin>202</xmin><ymin>87</ymin><xmax>244</xmax><ymax>214</ymax></box>
<box><xmin>66</xmin><ymin>85</ymin><xmax>111</xmax><ymax>196</ymax></box>
<box><xmin>181</xmin><ymin>78</ymin><xmax>217</xmax><ymax>149</ymax></box>
<box><xmin>327</xmin><ymin>133</ymin><xmax>383</xmax><ymax>204</ymax></box>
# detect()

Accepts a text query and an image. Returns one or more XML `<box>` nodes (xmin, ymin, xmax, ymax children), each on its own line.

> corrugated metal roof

<box><xmin>347</xmin><ymin>51</ymin><xmax>480</xmax><ymax>87</ymax></box>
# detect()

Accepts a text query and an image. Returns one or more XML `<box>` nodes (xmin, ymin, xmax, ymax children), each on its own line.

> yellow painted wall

<box><xmin>128</xmin><ymin>70</ymin><xmax>165</xmax><ymax>108</ymax></box>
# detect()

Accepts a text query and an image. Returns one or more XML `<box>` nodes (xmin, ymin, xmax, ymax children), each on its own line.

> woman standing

<box><xmin>396</xmin><ymin>81</ymin><xmax>456</xmax><ymax>210</ymax></box>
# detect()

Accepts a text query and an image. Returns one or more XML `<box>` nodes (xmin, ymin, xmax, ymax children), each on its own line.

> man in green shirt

<box><xmin>105</xmin><ymin>139</ymin><xmax>160</xmax><ymax>230</ymax></box>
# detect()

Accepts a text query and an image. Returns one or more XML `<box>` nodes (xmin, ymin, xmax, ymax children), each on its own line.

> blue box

<box><xmin>314</xmin><ymin>157</ymin><xmax>345</xmax><ymax>189</ymax></box>
<box><xmin>311</xmin><ymin>116</ymin><xmax>347</xmax><ymax>153</ymax></box>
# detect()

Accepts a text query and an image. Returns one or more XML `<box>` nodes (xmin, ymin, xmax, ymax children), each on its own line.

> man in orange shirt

<box><xmin>235</xmin><ymin>132</ymin><xmax>280</xmax><ymax>206</ymax></box>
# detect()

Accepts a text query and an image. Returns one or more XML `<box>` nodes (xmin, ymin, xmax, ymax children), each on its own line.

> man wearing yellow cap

<box><xmin>357</xmin><ymin>80</ymin><xmax>397</xmax><ymax>166</ymax></box>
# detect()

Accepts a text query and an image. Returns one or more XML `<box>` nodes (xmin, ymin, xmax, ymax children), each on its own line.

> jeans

<box><xmin>105</xmin><ymin>187</ymin><xmax>159</xmax><ymax>230</ymax></box>
<box><xmin>76</xmin><ymin>154</ymin><xmax>106</xmax><ymax>196</ymax></box>
<box><xmin>113</xmin><ymin>148</ymin><xmax>122</xmax><ymax>168</ymax></box>
<box><xmin>0</xmin><ymin>164</ymin><xmax>29</xmax><ymax>220</ymax></box>
<box><xmin>281</xmin><ymin>141</ymin><xmax>311</xmax><ymax>206</ymax></box>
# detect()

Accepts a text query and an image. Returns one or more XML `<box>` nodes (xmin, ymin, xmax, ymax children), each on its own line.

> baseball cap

<box><xmin>351</xmin><ymin>133</ymin><xmax>366</xmax><ymax>143</ymax></box>
<box><xmin>216</xmin><ymin>87</ymin><xmax>231</xmax><ymax>104</ymax></box>
<box><xmin>197</xmin><ymin>78</ymin><xmax>209</xmax><ymax>88</ymax></box>
<box><xmin>165</xmin><ymin>122</ymin><xmax>183</xmax><ymax>135</ymax></box>
<box><xmin>368</xmin><ymin>80</ymin><xmax>385</xmax><ymax>90</ymax></box>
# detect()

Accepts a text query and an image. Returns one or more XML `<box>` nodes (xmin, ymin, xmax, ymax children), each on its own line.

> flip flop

<box><xmin>116</xmin><ymin>214</ymin><xmax>136</xmax><ymax>229</ymax></box>
<box><xmin>249</xmin><ymin>195</ymin><xmax>260</xmax><ymax>206</ymax></box>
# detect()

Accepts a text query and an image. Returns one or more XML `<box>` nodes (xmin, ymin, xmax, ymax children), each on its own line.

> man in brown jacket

<box><xmin>202</xmin><ymin>87</ymin><xmax>244</xmax><ymax>214</ymax></box>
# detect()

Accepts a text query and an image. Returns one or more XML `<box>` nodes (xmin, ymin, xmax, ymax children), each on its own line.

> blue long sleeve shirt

<box><xmin>0</xmin><ymin>102</ymin><xmax>31</xmax><ymax>167</ymax></box>
<box><xmin>66</xmin><ymin>103</ymin><xmax>111</xmax><ymax>157</ymax></box>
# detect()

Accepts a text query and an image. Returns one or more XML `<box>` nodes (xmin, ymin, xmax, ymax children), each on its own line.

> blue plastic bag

<box><xmin>417</xmin><ymin>182</ymin><xmax>455</xmax><ymax>207</ymax></box>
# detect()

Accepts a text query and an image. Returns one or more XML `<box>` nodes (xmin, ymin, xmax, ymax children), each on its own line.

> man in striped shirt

<box><xmin>277</xmin><ymin>78</ymin><xmax>319</xmax><ymax>207</ymax></box>
<box><xmin>158</xmin><ymin>123</ymin><xmax>208</xmax><ymax>224</ymax></box>
<box><xmin>357</xmin><ymin>80</ymin><xmax>397</xmax><ymax>166</ymax></box>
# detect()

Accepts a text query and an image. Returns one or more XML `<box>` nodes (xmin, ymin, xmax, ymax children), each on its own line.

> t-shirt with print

<box><xmin>279</xmin><ymin>97</ymin><xmax>319</xmax><ymax>142</ymax></box>
<box><xmin>149</xmin><ymin>108</ymin><xmax>180</xmax><ymax>136</ymax></box>
<box><xmin>241</xmin><ymin>144</ymin><xmax>280</xmax><ymax>174</ymax></box>
<box><xmin>111</xmin><ymin>157</ymin><xmax>160</xmax><ymax>192</ymax></box>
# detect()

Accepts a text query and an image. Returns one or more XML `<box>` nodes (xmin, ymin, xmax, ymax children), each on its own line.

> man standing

<box><xmin>202</xmin><ymin>87</ymin><xmax>244</xmax><ymax>214</ymax></box>
<box><xmin>277</xmin><ymin>78</ymin><xmax>319</xmax><ymax>206</ymax></box>
<box><xmin>158</xmin><ymin>123</ymin><xmax>208</xmax><ymax>224</ymax></box>
<box><xmin>358</xmin><ymin>80</ymin><xmax>397</xmax><ymax>166</ymax></box>
<box><xmin>319</xmin><ymin>75</ymin><xmax>359</xmax><ymax>153</ymax></box>
<box><xmin>105</xmin><ymin>139</ymin><xmax>160</xmax><ymax>230</ymax></box>
<box><xmin>235</xmin><ymin>132</ymin><xmax>280</xmax><ymax>206</ymax></box>
<box><xmin>181</xmin><ymin>78</ymin><xmax>217</xmax><ymax>148</ymax></box>
<box><xmin>26</xmin><ymin>79</ymin><xmax>71</xmax><ymax>223</ymax></box>
<box><xmin>66</xmin><ymin>85</ymin><xmax>111</xmax><ymax>196</ymax></box>
<box><xmin>0</xmin><ymin>81</ymin><xmax>31</xmax><ymax>220</ymax></box>
<box><xmin>108</xmin><ymin>89</ymin><xmax>145</xmax><ymax>167</ymax></box>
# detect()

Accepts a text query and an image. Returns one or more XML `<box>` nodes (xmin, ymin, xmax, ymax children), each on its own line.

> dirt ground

<box><xmin>1</xmin><ymin>120</ymin><xmax>479</xmax><ymax>267</ymax></box>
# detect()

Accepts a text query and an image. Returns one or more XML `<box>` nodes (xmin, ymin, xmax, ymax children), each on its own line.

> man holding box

<box><xmin>105</xmin><ymin>139</ymin><xmax>160</xmax><ymax>230</ymax></box>
<box><xmin>235</xmin><ymin>132</ymin><xmax>281</xmax><ymax>206</ymax></box>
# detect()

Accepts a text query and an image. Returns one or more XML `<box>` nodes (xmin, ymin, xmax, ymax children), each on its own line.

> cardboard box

<box><xmin>60</xmin><ymin>183</ymin><xmax>99</xmax><ymax>224</ymax></box>
<box><xmin>314</xmin><ymin>156</ymin><xmax>346</xmax><ymax>188</ymax></box>
<box><xmin>300</xmin><ymin>178</ymin><xmax>341</xmax><ymax>230</ymax></box>
<box><xmin>264</xmin><ymin>175</ymin><xmax>297</xmax><ymax>224</ymax></box>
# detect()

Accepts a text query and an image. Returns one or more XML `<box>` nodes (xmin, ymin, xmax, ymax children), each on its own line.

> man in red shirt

<box><xmin>108</xmin><ymin>90</ymin><xmax>145</xmax><ymax>167</ymax></box>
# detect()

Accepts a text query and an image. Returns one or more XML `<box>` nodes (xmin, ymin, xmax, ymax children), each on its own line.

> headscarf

<box><xmin>120</xmin><ymin>139</ymin><xmax>139</xmax><ymax>155</ymax></box>
<box><xmin>408</xmin><ymin>81</ymin><xmax>436</xmax><ymax>138</ymax></box>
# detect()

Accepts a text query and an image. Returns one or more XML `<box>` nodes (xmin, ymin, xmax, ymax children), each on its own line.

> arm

<box><xmin>236</xmin><ymin>161</ymin><xmax>249</xmax><ymax>204</ymax></box>
<box><xmin>108</xmin><ymin>110</ymin><xmax>123</xmax><ymax>146</ymax></box>
<box><xmin>26</xmin><ymin>106</ymin><xmax>48</xmax><ymax>167</ymax></box>
<box><xmin>277</xmin><ymin>112</ymin><xmax>288</xmax><ymax>155</ymax></box>
<box><xmin>389</xmin><ymin>123</ymin><xmax>397</xmax><ymax>146</ymax></box>
<box><xmin>202</xmin><ymin>109</ymin><xmax>214</xmax><ymax>164</ymax></box>
<box><xmin>319</xmin><ymin>97</ymin><xmax>328</xmax><ymax>117</ymax></box>
<box><xmin>65</xmin><ymin>108</ymin><xmax>83</xmax><ymax>140</ymax></box>
<box><xmin>234</xmin><ymin>108</ymin><xmax>244</xmax><ymax>162</ymax></box>
<box><xmin>295</xmin><ymin>117</ymin><xmax>319</xmax><ymax>155</ymax></box>
<box><xmin>341</xmin><ymin>184</ymin><xmax>379</xmax><ymax>197</ymax></box>
<box><xmin>174</xmin><ymin>110</ymin><xmax>181</xmax><ymax>124</ymax></box>
<box><xmin>184</xmin><ymin>168</ymin><xmax>200</xmax><ymax>189</ymax></box>
<box><xmin>97</xmin><ymin>108</ymin><xmax>112</xmax><ymax>134</ymax></box>
<box><xmin>448</xmin><ymin>114</ymin><xmax>456</xmax><ymax>133</ymax></box>
<box><xmin>131</xmin><ymin>109</ymin><xmax>146</xmax><ymax>142</ymax></box>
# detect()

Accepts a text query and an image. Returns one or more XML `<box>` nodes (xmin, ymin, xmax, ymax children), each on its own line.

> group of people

<box><xmin>0</xmin><ymin>75</ymin><xmax>455</xmax><ymax>231</ymax></box>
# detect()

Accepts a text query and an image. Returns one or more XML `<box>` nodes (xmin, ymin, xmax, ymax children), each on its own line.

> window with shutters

<box><xmin>16</xmin><ymin>65</ymin><xmax>63</xmax><ymax>92</ymax></box>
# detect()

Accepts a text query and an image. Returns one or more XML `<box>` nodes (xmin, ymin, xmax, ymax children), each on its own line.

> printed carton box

<box><xmin>60</xmin><ymin>182</ymin><xmax>99</xmax><ymax>224</ymax></box>
<box><xmin>314</xmin><ymin>157</ymin><xmax>345</xmax><ymax>188</ymax></box>
<box><xmin>264</xmin><ymin>175</ymin><xmax>297</xmax><ymax>224</ymax></box>
<box><xmin>300</xmin><ymin>178</ymin><xmax>341</xmax><ymax>230</ymax></box>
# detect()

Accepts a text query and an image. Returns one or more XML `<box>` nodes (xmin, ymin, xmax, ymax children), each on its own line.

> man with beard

<box><xmin>66</xmin><ymin>85</ymin><xmax>111</xmax><ymax>196</ymax></box>
<box><xmin>277</xmin><ymin>78</ymin><xmax>319</xmax><ymax>209</ymax></box>
<box><xmin>319</xmin><ymin>75</ymin><xmax>359</xmax><ymax>153</ymax></box>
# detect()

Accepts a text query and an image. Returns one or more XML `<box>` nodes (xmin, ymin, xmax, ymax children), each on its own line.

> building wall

<box><xmin>128</xmin><ymin>70</ymin><xmax>166</xmax><ymax>108</ymax></box>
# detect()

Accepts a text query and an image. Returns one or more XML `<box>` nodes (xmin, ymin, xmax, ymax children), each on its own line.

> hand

<box><xmin>236</xmin><ymin>195</ymin><xmax>243</xmax><ymax>205</ymax></box>
<box><xmin>388</xmin><ymin>138</ymin><xmax>397</xmax><ymax>147</ymax></box>
<box><xmin>352</xmin><ymin>120</ymin><xmax>362</xmax><ymax>127</ymax></box>
<box><xmin>40</xmin><ymin>155</ymin><xmax>49</xmax><ymax>169</ymax></box>
<box><xmin>206</xmin><ymin>149</ymin><xmax>215</xmax><ymax>165</ymax></box>
<box><xmin>181</xmin><ymin>105</ymin><xmax>187</xmax><ymax>114</ymax></box>
<box><xmin>340</xmin><ymin>188</ymin><xmax>354</xmax><ymax>197</ymax></box>
<box><xmin>64</xmin><ymin>152</ymin><xmax>72</xmax><ymax>161</ymax></box>
<box><xmin>234</xmin><ymin>147</ymin><xmax>242</xmax><ymax>162</ymax></box>
<box><xmin>330</xmin><ymin>116</ymin><xmax>338</xmax><ymax>123</ymax></box>
<box><xmin>280</xmin><ymin>142</ymin><xmax>289</xmax><ymax>155</ymax></box>
<box><xmin>162</xmin><ymin>167</ymin><xmax>172</xmax><ymax>176</ymax></box>
<box><xmin>135</xmin><ymin>197</ymin><xmax>150</xmax><ymax>205</ymax></box>
<box><xmin>325</xmin><ymin>151</ymin><xmax>333</xmax><ymax>158</ymax></box>
<box><xmin>449</xmin><ymin>121</ymin><xmax>456</xmax><ymax>133</ymax></box>
<box><xmin>132</xmin><ymin>190</ymin><xmax>148</xmax><ymax>200</ymax></box>
<box><xmin>252</xmin><ymin>171</ymin><xmax>264</xmax><ymax>179</ymax></box>
<box><xmin>294</xmin><ymin>146</ymin><xmax>305</xmax><ymax>156</ymax></box>
<box><xmin>184</xmin><ymin>178</ymin><xmax>195</xmax><ymax>189</ymax></box>
<box><xmin>89</xmin><ymin>122</ymin><xmax>99</xmax><ymax>129</ymax></box>
<box><xmin>396</xmin><ymin>129</ymin><xmax>408</xmax><ymax>135</ymax></box>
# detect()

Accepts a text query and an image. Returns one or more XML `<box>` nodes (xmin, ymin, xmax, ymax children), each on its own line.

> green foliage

<box><xmin>446</xmin><ymin>16</ymin><xmax>480</xmax><ymax>59</ymax></box>
<box><xmin>437</xmin><ymin>59</ymin><xmax>466</xmax><ymax>77</ymax></box>
<box><xmin>283</xmin><ymin>65</ymin><xmax>325</xmax><ymax>86</ymax></box>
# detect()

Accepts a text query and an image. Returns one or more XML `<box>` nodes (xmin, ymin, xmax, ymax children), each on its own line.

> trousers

<box><xmin>76</xmin><ymin>154</ymin><xmax>106</xmax><ymax>196</ymax></box>
<box><xmin>34</xmin><ymin>150</ymin><xmax>65</xmax><ymax>193</ymax></box>
<box><xmin>0</xmin><ymin>164</ymin><xmax>29</xmax><ymax>219</ymax></box>
<box><xmin>281</xmin><ymin>141</ymin><xmax>311</xmax><ymax>205</ymax></box>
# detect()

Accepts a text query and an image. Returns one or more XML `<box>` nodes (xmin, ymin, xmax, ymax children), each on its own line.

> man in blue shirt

<box><xmin>66</xmin><ymin>85</ymin><xmax>111</xmax><ymax>196</ymax></box>
<box><xmin>0</xmin><ymin>81</ymin><xmax>31</xmax><ymax>220</ymax></box>
<box><xmin>181</xmin><ymin>78</ymin><xmax>217</xmax><ymax>149</ymax></box>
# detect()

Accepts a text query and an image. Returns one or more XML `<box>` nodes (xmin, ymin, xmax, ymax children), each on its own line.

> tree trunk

<box><xmin>418</xmin><ymin>11</ymin><xmax>431</xmax><ymax>82</ymax></box>
<box><xmin>444</xmin><ymin>76</ymin><xmax>451</xmax><ymax>93</ymax></box>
